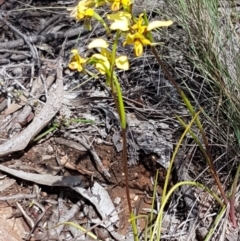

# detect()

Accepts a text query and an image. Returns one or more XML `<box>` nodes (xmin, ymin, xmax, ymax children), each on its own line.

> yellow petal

<box><xmin>76</xmin><ymin>12</ymin><xmax>85</xmax><ymax>20</ymax></box>
<box><xmin>134</xmin><ymin>40</ymin><xmax>143</xmax><ymax>56</ymax></box>
<box><xmin>140</xmin><ymin>38</ymin><xmax>152</xmax><ymax>45</ymax></box>
<box><xmin>71</xmin><ymin>49</ymin><xmax>79</xmax><ymax>55</ymax></box>
<box><xmin>121</xmin><ymin>0</ymin><xmax>131</xmax><ymax>6</ymax></box>
<box><xmin>110</xmin><ymin>19</ymin><xmax>129</xmax><ymax>31</ymax></box>
<box><xmin>131</xmin><ymin>13</ymin><xmax>144</xmax><ymax>28</ymax></box>
<box><xmin>85</xmin><ymin>8</ymin><xmax>94</xmax><ymax>16</ymax></box>
<box><xmin>100</xmin><ymin>48</ymin><xmax>112</xmax><ymax>60</ymax></box>
<box><xmin>83</xmin><ymin>0</ymin><xmax>95</xmax><ymax>7</ymax></box>
<box><xmin>92</xmin><ymin>53</ymin><xmax>109</xmax><ymax>64</ymax></box>
<box><xmin>111</xmin><ymin>1</ymin><xmax>120</xmax><ymax>11</ymax></box>
<box><xmin>80</xmin><ymin>58</ymin><xmax>87</xmax><ymax>64</ymax></box>
<box><xmin>77</xmin><ymin>65</ymin><xmax>83</xmax><ymax>72</ymax></box>
<box><xmin>70</xmin><ymin>49</ymin><xmax>86</xmax><ymax>62</ymax></box>
<box><xmin>107</xmin><ymin>11</ymin><xmax>132</xmax><ymax>20</ymax></box>
<box><xmin>147</xmin><ymin>20</ymin><xmax>173</xmax><ymax>31</ymax></box>
<box><xmin>132</xmin><ymin>32</ymin><xmax>151</xmax><ymax>45</ymax></box>
<box><xmin>123</xmin><ymin>33</ymin><xmax>135</xmax><ymax>45</ymax></box>
<box><xmin>95</xmin><ymin>64</ymin><xmax>106</xmax><ymax>74</ymax></box>
<box><xmin>68</xmin><ymin>62</ymin><xmax>78</xmax><ymax>70</ymax></box>
<box><xmin>77</xmin><ymin>0</ymin><xmax>95</xmax><ymax>8</ymax></box>
<box><xmin>92</xmin><ymin>54</ymin><xmax>110</xmax><ymax>74</ymax></box>
<box><xmin>115</xmin><ymin>56</ymin><xmax>129</xmax><ymax>70</ymax></box>
<box><xmin>69</xmin><ymin>49</ymin><xmax>87</xmax><ymax>72</ymax></box>
<box><xmin>68</xmin><ymin>62</ymin><xmax>83</xmax><ymax>72</ymax></box>
<box><xmin>88</xmin><ymin>39</ymin><xmax>109</xmax><ymax>49</ymax></box>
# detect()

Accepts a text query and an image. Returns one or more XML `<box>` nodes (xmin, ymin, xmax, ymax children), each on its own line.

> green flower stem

<box><xmin>110</xmin><ymin>30</ymin><xmax>121</xmax><ymax>91</ymax></box>
<box><xmin>106</xmin><ymin>31</ymin><xmax>132</xmax><ymax>234</ymax></box>
<box><xmin>123</xmin><ymin>128</ymin><xmax>133</xmax><ymax>216</ymax></box>
<box><xmin>113</xmin><ymin>75</ymin><xmax>126</xmax><ymax>129</ymax></box>
<box><xmin>92</xmin><ymin>11</ymin><xmax>110</xmax><ymax>34</ymax></box>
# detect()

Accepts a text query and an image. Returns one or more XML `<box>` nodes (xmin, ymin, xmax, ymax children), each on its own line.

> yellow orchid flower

<box><xmin>68</xmin><ymin>0</ymin><xmax>95</xmax><ymax>21</ymax></box>
<box><xmin>76</xmin><ymin>7</ymin><xmax>94</xmax><ymax>21</ymax></box>
<box><xmin>131</xmin><ymin>14</ymin><xmax>147</xmax><ymax>34</ymax></box>
<box><xmin>131</xmin><ymin>14</ymin><xmax>173</xmax><ymax>34</ymax></box>
<box><xmin>68</xmin><ymin>0</ymin><xmax>110</xmax><ymax>32</ymax></box>
<box><xmin>123</xmin><ymin>32</ymin><xmax>152</xmax><ymax>56</ymax></box>
<box><xmin>123</xmin><ymin>14</ymin><xmax>173</xmax><ymax>56</ymax></box>
<box><xmin>88</xmin><ymin>38</ymin><xmax>129</xmax><ymax>73</ymax></box>
<box><xmin>68</xmin><ymin>49</ymin><xmax>87</xmax><ymax>72</ymax></box>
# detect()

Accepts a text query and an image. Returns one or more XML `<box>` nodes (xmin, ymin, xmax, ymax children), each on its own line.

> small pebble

<box><xmin>114</xmin><ymin>197</ymin><xmax>121</xmax><ymax>205</ymax></box>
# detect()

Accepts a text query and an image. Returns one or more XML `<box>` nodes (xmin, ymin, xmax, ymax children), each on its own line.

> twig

<box><xmin>16</xmin><ymin>202</ymin><xmax>34</xmax><ymax>228</ymax></box>
<box><xmin>26</xmin><ymin>200</ymin><xmax>47</xmax><ymax>241</ymax></box>
<box><xmin>0</xmin><ymin>193</ymin><xmax>37</xmax><ymax>201</ymax></box>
